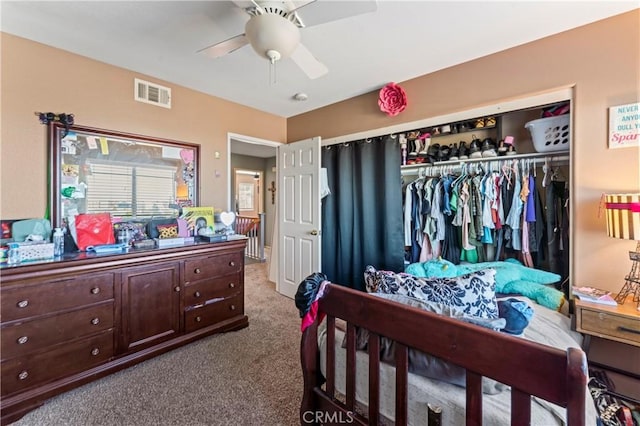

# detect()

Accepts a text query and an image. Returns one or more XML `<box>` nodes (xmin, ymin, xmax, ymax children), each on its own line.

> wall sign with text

<box><xmin>609</xmin><ymin>102</ymin><xmax>640</xmax><ymax>149</ymax></box>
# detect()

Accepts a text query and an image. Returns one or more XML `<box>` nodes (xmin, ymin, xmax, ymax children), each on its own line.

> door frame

<box><xmin>226</xmin><ymin>133</ymin><xmax>282</xmax><ymax>211</ymax></box>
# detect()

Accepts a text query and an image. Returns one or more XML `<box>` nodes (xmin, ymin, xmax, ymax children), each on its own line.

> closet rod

<box><xmin>400</xmin><ymin>152</ymin><xmax>570</xmax><ymax>176</ymax></box>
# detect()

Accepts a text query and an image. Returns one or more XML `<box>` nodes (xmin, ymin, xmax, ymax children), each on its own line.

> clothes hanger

<box><xmin>501</xmin><ymin>159</ymin><xmax>516</xmax><ymax>188</ymax></box>
<box><xmin>452</xmin><ymin>163</ymin><xmax>468</xmax><ymax>188</ymax></box>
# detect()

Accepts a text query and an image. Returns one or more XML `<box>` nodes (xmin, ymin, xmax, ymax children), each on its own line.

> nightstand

<box><xmin>575</xmin><ymin>295</ymin><xmax>640</xmax><ymax>348</ymax></box>
<box><xmin>574</xmin><ymin>295</ymin><xmax>640</xmax><ymax>401</ymax></box>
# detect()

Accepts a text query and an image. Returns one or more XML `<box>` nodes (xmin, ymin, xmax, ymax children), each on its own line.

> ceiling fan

<box><xmin>198</xmin><ymin>0</ymin><xmax>377</xmax><ymax>79</ymax></box>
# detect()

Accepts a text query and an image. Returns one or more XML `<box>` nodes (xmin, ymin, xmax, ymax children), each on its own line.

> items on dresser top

<box><xmin>1</xmin><ymin>211</ymin><xmax>238</xmax><ymax>267</ymax></box>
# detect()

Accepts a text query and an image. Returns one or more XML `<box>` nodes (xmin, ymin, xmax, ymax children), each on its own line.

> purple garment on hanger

<box><xmin>526</xmin><ymin>175</ymin><xmax>536</xmax><ymax>222</ymax></box>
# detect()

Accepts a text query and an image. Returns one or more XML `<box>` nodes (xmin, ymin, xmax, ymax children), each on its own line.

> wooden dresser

<box><xmin>0</xmin><ymin>240</ymin><xmax>248</xmax><ymax>425</ymax></box>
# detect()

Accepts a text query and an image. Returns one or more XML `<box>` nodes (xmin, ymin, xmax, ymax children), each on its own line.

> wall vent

<box><xmin>134</xmin><ymin>78</ymin><xmax>171</xmax><ymax>109</ymax></box>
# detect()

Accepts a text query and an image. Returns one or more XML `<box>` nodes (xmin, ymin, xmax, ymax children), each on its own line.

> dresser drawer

<box><xmin>1</xmin><ymin>301</ymin><xmax>114</xmax><ymax>361</ymax></box>
<box><xmin>1</xmin><ymin>330</ymin><xmax>114</xmax><ymax>397</ymax></box>
<box><xmin>184</xmin><ymin>252</ymin><xmax>242</xmax><ymax>283</ymax></box>
<box><xmin>1</xmin><ymin>273</ymin><xmax>114</xmax><ymax>321</ymax></box>
<box><xmin>579</xmin><ymin>308</ymin><xmax>640</xmax><ymax>345</ymax></box>
<box><xmin>184</xmin><ymin>294</ymin><xmax>243</xmax><ymax>333</ymax></box>
<box><xmin>183</xmin><ymin>274</ymin><xmax>241</xmax><ymax>307</ymax></box>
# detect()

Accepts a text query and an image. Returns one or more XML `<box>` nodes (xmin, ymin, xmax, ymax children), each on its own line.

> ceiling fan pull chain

<box><xmin>269</xmin><ymin>59</ymin><xmax>277</xmax><ymax>86</ymax></box>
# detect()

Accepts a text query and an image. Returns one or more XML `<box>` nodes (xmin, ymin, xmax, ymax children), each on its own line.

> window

<box><xmin>238</xmin><ymin>182</ymin><xmax>254</xmax><ymax>210</ymax></box>
<box><xmin>85</xmin><ymin>162</ymin><xmax>176</xmax><ymax>217</ymax></box>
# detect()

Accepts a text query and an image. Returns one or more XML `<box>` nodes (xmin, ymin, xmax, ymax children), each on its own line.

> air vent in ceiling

<box><xmin>134</xmin><ymin>78</ymin><xmax>171</xmax><ymax>109</ymax></box>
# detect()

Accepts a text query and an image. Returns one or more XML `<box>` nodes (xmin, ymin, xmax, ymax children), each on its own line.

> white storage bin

<box><xmin>524</xmin><ymin>114</ymin><xmax>570</xmax><ymax>153</ymax></box>
<box><xmin>16</xmin><ymin>241</ymin><xmax>54</xmax><ymax>262</ymax></box>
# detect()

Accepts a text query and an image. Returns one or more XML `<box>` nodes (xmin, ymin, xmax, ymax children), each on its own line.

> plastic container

<box><xmin>16</xmin><ymin>241</ymin><xmax>54</xmax><ymax>262</ymax></box>
<box><xmin>53</xmin><ymin>228</ymin><xmax>64</xmax><ymax>257</ymax></box>
<box><xmin>524</xmin><ymin>114</ymin><xmax>570</xmax><ymax>153</ymax></box>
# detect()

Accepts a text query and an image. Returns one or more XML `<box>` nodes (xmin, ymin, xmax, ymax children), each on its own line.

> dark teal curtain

<box><xmin>321</xmin><ymin>135</ymin><xmax>404</xmax><ymax>291</ymax></box>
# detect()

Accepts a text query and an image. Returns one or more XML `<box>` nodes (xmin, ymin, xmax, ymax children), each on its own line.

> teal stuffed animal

<box><xmin>405</xmin><ymin>258</ymin><xmax>565</xmax><ymax>311</ymax></box>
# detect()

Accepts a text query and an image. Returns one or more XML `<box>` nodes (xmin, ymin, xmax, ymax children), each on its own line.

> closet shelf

<box><xmin>400</xmin><ymin>150</ymin><xmax>569</xmax><ymax>175</ymax></box>
<box><xmin>431</xmin><ymin>124</ymin><xmax>496</xmax><ymax>139</ymax></box>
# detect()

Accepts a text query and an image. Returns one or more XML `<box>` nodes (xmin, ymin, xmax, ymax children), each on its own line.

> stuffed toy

<box><xmin>405</xmin><ymin>258</ymin><xmax>565</xmax><ymax>311</ymax></box>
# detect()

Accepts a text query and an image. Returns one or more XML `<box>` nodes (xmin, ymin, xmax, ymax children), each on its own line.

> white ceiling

<box><xmin>2</xmin><ymin>1</ymin><xmax>638</xmax><ymax>121</ymax></box>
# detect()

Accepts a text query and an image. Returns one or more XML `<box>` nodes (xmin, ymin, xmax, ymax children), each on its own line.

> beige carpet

<box><xmin>13</xmin><ymin>261</ymin><xmax>303</xmax><ymax>426</ymax></box>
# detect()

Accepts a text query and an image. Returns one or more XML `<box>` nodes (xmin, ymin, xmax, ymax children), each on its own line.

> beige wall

<box><xmin>0</xmin><ymin>33</ymin><xmax>286</xmax><ymax>219</ymax></box>
<box><xmin>288</xmin><ymin>10</ymin><xmax>640</xmax><ymax>293</ymax></box>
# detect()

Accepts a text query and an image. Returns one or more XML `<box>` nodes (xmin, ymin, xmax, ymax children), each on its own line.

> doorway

<box><xmin>228</xmin><ymin>133</ymin><xmax>281</xmax><ymax>277</ymax></box>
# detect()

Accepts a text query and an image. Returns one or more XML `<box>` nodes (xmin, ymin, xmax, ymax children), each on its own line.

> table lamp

<box><xmin>604</xmin><ymin>193</ymin><xmax>640</xmax><ymax>307</ymax></box>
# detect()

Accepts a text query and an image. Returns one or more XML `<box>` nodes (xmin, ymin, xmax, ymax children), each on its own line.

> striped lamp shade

<box><xmin>605</xmin><ymin>193</ymin><xmax>640</xmax><ymax>240</ymax></box>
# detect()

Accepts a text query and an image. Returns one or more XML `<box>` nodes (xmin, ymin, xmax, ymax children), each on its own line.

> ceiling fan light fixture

<box><xmin>245</xmin><ymin>13</ymin><xmax>300</xmax><ymax>61</ymax></box>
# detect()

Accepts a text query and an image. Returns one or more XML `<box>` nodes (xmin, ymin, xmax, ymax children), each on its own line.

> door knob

<box><xmin>310</xmin><ymin>230</ymin><xmax>319</xmax><ymax>236</ymax></box>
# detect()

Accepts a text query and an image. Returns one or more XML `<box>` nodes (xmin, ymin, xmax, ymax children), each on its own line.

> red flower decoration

<box><xmin>378</xmin><ymin>83</ymin><xmax>407</xmax><ymax>117</ymax></box>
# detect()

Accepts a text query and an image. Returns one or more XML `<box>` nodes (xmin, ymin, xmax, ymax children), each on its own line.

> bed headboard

<box><xmin>300</xmin><ymin>283</ymin><xmax>588</xmax><ymax>425</ymax></box>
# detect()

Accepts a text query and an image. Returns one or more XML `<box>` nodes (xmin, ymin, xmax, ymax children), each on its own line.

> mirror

<box><xmin>49</xmin><ymin>123</ymin><xmax>199</xmax><ymax>228</ymax></box>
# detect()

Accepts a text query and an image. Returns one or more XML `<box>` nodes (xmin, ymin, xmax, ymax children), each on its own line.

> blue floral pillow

<box><xmin>364</xmin><ymin>266</ymin><xmax>499</xmax><ymax>319</ymax></box>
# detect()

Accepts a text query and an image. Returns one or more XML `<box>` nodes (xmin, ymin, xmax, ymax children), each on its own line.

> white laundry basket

<box><xmin>524</xmin><ymin>114</ymin><xmax>570</xmax><ymax>153</ymax></box>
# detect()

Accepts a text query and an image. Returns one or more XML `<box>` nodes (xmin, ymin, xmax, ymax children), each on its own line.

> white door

<box><xmin>277</xmin><ymin>137</ymin><xmax>321</xmax><ymax>299</ymax></box>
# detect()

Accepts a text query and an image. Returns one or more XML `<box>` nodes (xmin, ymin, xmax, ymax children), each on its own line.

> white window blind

<box><xmin>135</xmin><ymin>167</ymin><xmax>175</xmax><ymax>217</ymax></box>
<box><xmin>86</xmin><ymin>162</ymin><xmax>175</xmax><ymax>218</ymax></box>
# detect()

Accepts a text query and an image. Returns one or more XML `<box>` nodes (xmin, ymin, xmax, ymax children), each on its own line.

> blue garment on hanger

<box><xmin>442</xmin><ymin>175</ymin><xmax>453</xmax><ymax>216</ymax></box>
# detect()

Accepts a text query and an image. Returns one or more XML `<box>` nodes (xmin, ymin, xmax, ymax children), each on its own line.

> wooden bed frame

<box><xmin>300</xmin><ymin>284</ymin><xmax>588</xmax><ymax>425</ymax></box>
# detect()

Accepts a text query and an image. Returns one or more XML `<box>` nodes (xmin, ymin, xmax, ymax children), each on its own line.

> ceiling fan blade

<box><xmin>290</xmin><ymin>43</ymin><xmax>328</xmax><ymax>79</ymax></box>
<box><xmin>291</xmin><ymin>0</ymin><xmax>377</xmax><ymax>27</ymax></box>
<box><xmin>198</xmin><ymin>34</ymin><xmax>249</xmax><ymax>59</ymax></box>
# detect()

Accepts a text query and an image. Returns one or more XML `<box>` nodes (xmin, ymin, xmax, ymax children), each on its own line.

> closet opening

<box><xmin>320</xmin><ymin>88</ymin><xmax>573</xmax><ymax>296</ymax></box>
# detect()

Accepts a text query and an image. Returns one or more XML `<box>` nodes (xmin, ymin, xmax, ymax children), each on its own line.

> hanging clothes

<box><xmin>402</xmin><ymin>157</ymin><xmax>569</xmax><ymax>274</ymax></box>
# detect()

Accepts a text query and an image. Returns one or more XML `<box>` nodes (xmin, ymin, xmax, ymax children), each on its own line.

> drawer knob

<box><xmin>228</xmin><ymin>282</ymin><xmax>235</xmax><ymax>289</ymax></box>
<box><xmin>229</xmin><ymin>261</ymin><xmax>236</xmax><ymax>267</ymax></box>
<box><xmin>194</xmin><ymin>268</ymin><xmax>201</xmax><ymax>274</ymax></box>
<box><xmin>91</xmin><ymin>348</ymin><xmax>100</xmax><ymax>356</ymax></box>
<box><xmin>17</xmin><ymin>336</ymin><xmax>28</xmax><ymax>345</ymax></box>
<box><xmin>598</xmin><ymin>313</ymin><xmax>606</xmax><ymax>320</ymax></box>
<box><xmin>18</xmin><ymin>371</ymin><xmax>28</xmax><ymax>380</ymax></box>
<box><xmin>230</xmin><ymin>304</ymin><xmax>236</xmax><ymax>311</ymax></box>
<box><xmin>91</xmin><ymin>287</ymin><xmax>100</xmax><ymax>295</ymax></box>
<box><xmin>174</xmin><ymin>286</ymin><xmax>181</xmax><ymax>292</ymax></box>
<box><xmin>91</xmin><ymin>317</ymin><xmax>100</xmax><ymax>325</ymax></box>
<box><xmin>194</xmin><ymin>291</ymin><xmax>201</xmax><ymax>298</ymax></box>
<box><xmin>17</xmin><ymin>300</ymin><xmax>29</xmax><ymax>308</ymax></box>
<box><xmin>195</xmin><ymin>316</ymin><xmax>202</xmax><ymax>322</ymax></box>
